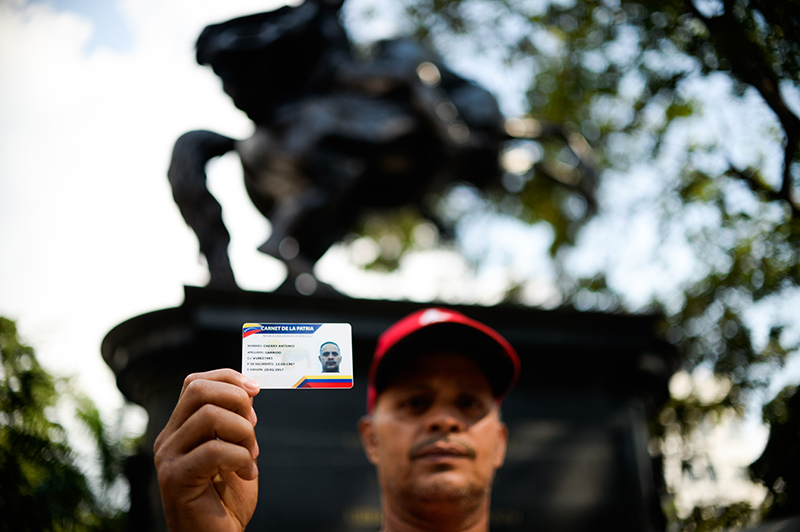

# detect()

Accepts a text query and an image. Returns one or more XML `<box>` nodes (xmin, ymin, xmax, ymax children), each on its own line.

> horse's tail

<box><xmin>168</xmin><ymin>130</ymin><xmax>238</xmax><ymax>289</ymax></box>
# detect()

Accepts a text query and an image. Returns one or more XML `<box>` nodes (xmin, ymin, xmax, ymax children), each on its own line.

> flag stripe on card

<box><xmin>242</xmin><ymin>323</ymin><xmax>262</xmax><ymax>338</ymax></box>
<box><xmin>292</xmin><ymin>376</ymin><xmax>353</xmax><ymax>388</ymax></box>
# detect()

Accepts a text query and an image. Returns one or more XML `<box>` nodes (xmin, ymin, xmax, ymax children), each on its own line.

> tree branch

<box><xmin>727</xmin><ymin>165</ymin><xmax>800</xmax><ymax>218</ymax></box>
<box><xmin>686</xmin><ymin>0</ymin><xmax>800</xmax><ymax>219</ymax></box>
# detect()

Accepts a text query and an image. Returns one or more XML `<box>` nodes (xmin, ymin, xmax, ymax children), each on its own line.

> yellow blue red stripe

<box><xmin>292</xmin><ymin>375</ymin><xmax>354</xmax><ymax>389</ymax></box>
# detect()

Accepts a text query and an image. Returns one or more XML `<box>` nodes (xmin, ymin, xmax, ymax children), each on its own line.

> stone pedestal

<box><xmin>103</xmin><ymin>286</ymin><xmax>678</xmax><ymax>532</ymax></box>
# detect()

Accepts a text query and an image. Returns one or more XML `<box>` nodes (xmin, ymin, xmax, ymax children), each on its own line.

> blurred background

<box><xmin>1</xmin><ymin>0</ymin><xmax>799</xmax><ymax>530</ymax></box>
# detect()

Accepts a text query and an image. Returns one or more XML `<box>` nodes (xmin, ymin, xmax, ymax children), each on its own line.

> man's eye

<box><xmin>402</xmin><ymin>396</ymin><xmax>431</xmax><ymax>412</ymax></box>
<box><xmin>457</xmin><ymin>395</ymin><xmax>485</xmax><ymax>413</ymax></box>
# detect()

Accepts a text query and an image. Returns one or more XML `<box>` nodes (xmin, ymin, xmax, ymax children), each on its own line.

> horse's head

<box><xmin>196</xmin><ymin>0</ymin><xmax>349</xmax><ymax>124</ymax></box>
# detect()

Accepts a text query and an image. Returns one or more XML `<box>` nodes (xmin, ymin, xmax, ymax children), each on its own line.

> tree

<box><xmin>0</xmin><ymin>317</ymin><xmax>134</xmax><ymax>532</ymax></box>
<box><xmin>340</xmin><ymin>0</ymin><xmax>800</xmax><ymax>526</ymax></box>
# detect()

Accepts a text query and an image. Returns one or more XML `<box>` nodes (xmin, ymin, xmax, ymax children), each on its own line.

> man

<box><xmin>153</xmin><ymin>307</ymin><xmax>520</xmax><ymax>532</ymax></box>
<box><xmin>319</xmin><ymin>341</ymin><xmax>342</xmax><ymax>372</ymax></box>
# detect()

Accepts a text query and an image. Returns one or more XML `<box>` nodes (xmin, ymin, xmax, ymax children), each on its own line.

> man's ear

<box><xmin>493</xmin><ymin>422</ymin><xmax>509</xmax><ymax>469</ymax></box>
<box><xmin>357</xmin><ymin>415</ymin><xmax>380</xmax><ymax>465</ymax></box>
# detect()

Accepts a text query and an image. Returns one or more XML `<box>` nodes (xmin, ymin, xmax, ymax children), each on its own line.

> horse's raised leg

<box><xmin>168</xmin><ymin>130</ymin><xmax>238</xmax><ymax>289</ymax></box>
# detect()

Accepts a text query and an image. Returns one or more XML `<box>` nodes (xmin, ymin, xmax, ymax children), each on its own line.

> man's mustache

<box><xmin>409</xmin><ymin>436</ymin><xmax>476</xmax><ymax>460</ymax></box>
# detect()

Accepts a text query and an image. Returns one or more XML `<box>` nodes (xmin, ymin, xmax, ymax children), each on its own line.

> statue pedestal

<box><xmin>103</xmin><ymin>286</ymin><xmax>678</xmax><ymax>532</ymax></box>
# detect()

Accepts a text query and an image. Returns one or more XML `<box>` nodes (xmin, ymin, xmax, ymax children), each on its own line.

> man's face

<box><xmin>319</xmin><ymin>343</ymin><xmax>342</xmax><ymax>372</ymax></box>
<box><xmin>358</xmin><ymin>352</ymin><xmax>508</xmax><ymax>505</ymax></box>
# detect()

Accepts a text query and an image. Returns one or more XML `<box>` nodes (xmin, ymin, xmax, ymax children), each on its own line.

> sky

<box><xmin>1</xmin><ymin>0</ymin><xmax>288</xmax><ymax>430</ymax></box>
<box><xmin>0</xmin><ymin>0</ymin><xmax>793</xmax><ymax>489</ymax></box>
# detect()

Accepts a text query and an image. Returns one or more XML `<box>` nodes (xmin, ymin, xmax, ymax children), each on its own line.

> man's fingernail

<box><xmin>251</xmin><ymin>407</ymin><xmax>258</xmax><ymax>425</ymax></box>
<box><xmin>242</xmin><ymin>376</ymin><xmax>260</xmax><ymax>391</ymax></box>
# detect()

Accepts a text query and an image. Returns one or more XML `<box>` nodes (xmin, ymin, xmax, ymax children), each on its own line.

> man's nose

<box><xmin>425</xmin><ymin>403</ymin><xmax>466</xmax><ymax>433</ymax></box>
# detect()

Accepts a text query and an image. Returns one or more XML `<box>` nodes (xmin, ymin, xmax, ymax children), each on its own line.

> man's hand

<box><xmin>154</xmin><ymin>369</ymin><xmax>261</xmax><ymax>532</ymax></box>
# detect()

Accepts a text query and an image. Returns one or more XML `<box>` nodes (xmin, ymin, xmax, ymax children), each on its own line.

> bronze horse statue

<box><xmin>167</xmin><ymin>0</ymin><xmax>508</xmax><ymax>292</ymax></box>
<box><xmin>169</xmin><ymin>0</ymin><xmax>599</xmax><ymax>294</ymax></box>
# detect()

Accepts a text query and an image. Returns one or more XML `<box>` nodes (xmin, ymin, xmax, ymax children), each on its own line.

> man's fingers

<box><xmin>181</xmin><ymin>369</ymin><xmax>260</xmax><ymax>398</ymax></box>
<box><xmin>165</xmin><ymin>377</ymin><xmax>257</xmax><ymax>437</ymax></box>
<box><xmin>188</xmin><ymin>440</ymin><xmax>259</xmax><ymax>482</ymax></box>
<box><xmin>174</xmin><ymin>403</ymin><xmax>260</xmax><ymax>460</ymax></box>
<box><xmin>161</xmin><ymin>439</ymin><xmax>259</xmax><ymax>492</ymax></box>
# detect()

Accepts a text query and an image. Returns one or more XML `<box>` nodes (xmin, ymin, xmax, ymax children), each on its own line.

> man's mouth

<box><xmin>410</xmin><ymin>439</ymin><xmax>475</xmax><ymax>461</ymax></box>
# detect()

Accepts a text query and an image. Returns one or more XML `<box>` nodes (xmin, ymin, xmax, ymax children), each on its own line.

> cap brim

<box><xmin>373</xmin><ymin>322</ymin><xmax>518</xmax><ymax>399</ymax></box>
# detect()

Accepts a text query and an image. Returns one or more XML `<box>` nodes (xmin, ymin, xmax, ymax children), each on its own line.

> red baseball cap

<box><xmin>366</xmin><ymin>307</ymin><xmax>521</xmax><ymax>413</ymax></box>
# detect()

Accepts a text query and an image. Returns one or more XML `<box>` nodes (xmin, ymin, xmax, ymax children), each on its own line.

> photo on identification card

<box><xmin>242</xmin><ymin>323</ymin><xmax>353</xmax><ymax>389</ymax></box>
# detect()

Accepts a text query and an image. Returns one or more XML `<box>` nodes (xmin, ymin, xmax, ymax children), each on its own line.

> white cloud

<box><xmin>0</xmin><ymin>0</ymin><xmax>288</xmax><ymax>422</ymax></box>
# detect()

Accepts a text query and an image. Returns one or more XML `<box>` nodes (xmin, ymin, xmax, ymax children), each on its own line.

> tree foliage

<box><xmin>342</xmin><ymin>0</ymin><xmax>800</xmax><ymax>525</ymax></box>
<box><xmin>0</xmin><ymin>317</ymin><xmax>133</xmax><ymax>532</ymax></box>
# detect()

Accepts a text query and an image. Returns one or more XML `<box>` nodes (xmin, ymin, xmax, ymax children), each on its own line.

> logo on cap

<box><xmin>418</xmin><ymin>308</ymin><xmax>451</xmax><ymax>326</ymax></box>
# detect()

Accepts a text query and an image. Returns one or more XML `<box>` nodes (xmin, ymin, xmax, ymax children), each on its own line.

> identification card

<box><xmin>242</xmin><ymin>323</ymin><xmax>353</xmax><ymax>389</ymax></box>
